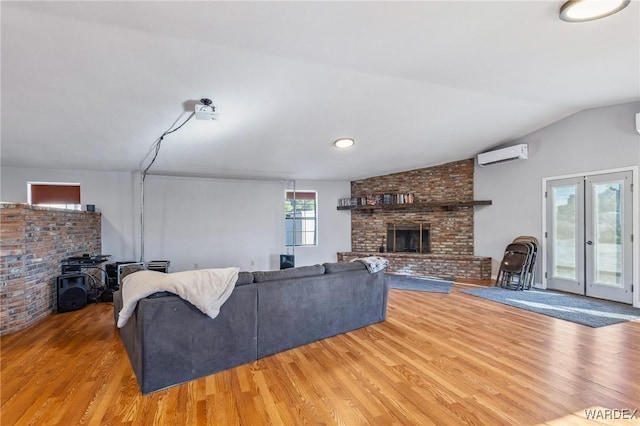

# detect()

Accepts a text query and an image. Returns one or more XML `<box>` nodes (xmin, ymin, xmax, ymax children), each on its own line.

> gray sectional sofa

<box><xmin>113</xmin><ymin>261</ymin><xmax>388</xmax><ymax>394</ymax></box>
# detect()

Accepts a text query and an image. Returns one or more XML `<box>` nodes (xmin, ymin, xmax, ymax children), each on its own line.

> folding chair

<box><xmin>495</xmin><ymin>242</ymin><xmax>531</xmax><ymax>290</ymax></box>
<box><xmin>513</xmin><ymin>236</ymin><xmax>538</xmax><ymax>289</ymax></box>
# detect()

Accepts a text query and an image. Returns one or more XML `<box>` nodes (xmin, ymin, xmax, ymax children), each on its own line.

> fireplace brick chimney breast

<box><xmin>341</xmin><ymin>159</ymin><xmax>491</xmax><ymax>280</ymax></box>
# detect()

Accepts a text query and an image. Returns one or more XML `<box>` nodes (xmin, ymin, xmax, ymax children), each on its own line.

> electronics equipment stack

<box><xmin>57</xmin><ymin>254</ymin><xmax>110</xmax><ymax>312</ymax></box>
<box><xmin>147</xmin><ymin>260</ymin><xmax>170</xmax><ymax>273</ymax></box>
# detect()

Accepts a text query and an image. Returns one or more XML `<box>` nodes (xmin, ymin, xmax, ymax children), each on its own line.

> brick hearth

<box><xmin>337</xmin><ymin>252</ymin><xmax>491</xmax><ymax>280</ymax></box>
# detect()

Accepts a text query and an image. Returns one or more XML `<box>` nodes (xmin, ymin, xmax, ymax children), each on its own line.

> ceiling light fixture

<box><xmin>333</xmin><ymin>138</ymin><xmax>355</xmax><ymax>149</ymax></box>
<box><xmin>559</xmin><ymin>0</ymin><xmax>630</xmax><ymax>22</ymax></box>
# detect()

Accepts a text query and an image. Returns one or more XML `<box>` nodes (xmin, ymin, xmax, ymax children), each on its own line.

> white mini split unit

<box><xmin>477</xmin><ymin>144</ymin><xmax>528</xmax><ymax>167</ymax></box>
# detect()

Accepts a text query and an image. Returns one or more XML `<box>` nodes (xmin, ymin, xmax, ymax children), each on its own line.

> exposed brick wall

<box><xmin>350</xmin><ymin>159</ymin><xmax>475</xmax><ymax>255</ymax></box>
<box><xmin>351</xmin><ymin>209</ymin><xmax>474</xmax><ymax>255</ymax></box>
<box><xmin>345</xmin><ymin>159</ymin><xmax>491</xmax><ymax>279</ymax></box>
<box><xmin>0</xmin><ymin>204</ymin><xmax>101</xmax><ymax>335</ymax></box>
<box><xmin>351</xmin><ymin>159</ymin><xmax>474</xmax><ymax>201</ymax></box>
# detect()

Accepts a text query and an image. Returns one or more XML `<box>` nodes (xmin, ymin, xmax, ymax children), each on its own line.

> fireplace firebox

<box><xmin>386</xmin><ymin>222</ymin><xmax>430</xmax><ymax>253</ymax></box>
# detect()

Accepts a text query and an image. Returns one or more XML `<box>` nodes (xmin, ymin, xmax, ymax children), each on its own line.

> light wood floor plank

<box><xmin>2</xmin><ymin>283</ymin><xmax>639</xmax><ymax>425</ymax></box>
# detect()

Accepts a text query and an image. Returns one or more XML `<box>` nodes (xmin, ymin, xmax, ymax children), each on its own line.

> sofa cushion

<box><xmin>120</xmin><ymin>263</ymin><xmax>147</xmax><ymax>280</ymax></box>
<box><xmin>252</xmin><ymin>264</ymin><xmax>325</xmax><ymax>283</ymax></box>
<box><xmin>323</xmin><ymin>262</ymin><xmax>367</xmax><ymax>274</ymax></box>
<box><xmin>236</xmin><ymin>271</ymin><xmax>254</xmax><ymax>286</ymax></box>
<box><xmin>133</xmin><ymin>271</ymin><xmax>253</xmax><ymax>300</ymax></box>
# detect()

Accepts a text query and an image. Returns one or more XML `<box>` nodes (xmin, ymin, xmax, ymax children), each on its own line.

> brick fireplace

<box><xmin>386</xmin><ymin>222</ymin><xmax>430</xmax><ymax>253</ymax></box>
<box><xmin>337</xmin><ymin>159</ymin><xmax>491</xmax><ymax>280</ymax></box>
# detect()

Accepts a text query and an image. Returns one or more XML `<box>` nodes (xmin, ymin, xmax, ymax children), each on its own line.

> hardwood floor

<box><xmin>2</xmin><ymin>283</ymin><xmax>639</xmax><ymax>425</ymax></box>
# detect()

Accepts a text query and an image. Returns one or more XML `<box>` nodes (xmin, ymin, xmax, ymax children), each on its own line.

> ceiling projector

<box><xmin>195</xmin><ymin>98</ymin><xmax>219</xmax><ymax>120</ymax></box>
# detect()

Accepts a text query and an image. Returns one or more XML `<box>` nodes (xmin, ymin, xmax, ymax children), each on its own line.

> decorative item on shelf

<box><xmin>336</xmin><ymin>198</ymin><xmax>492</xmax><ymax>211</ymax></box>
<box><xmin>366</xmin><ymin>194</ymin><xmax>383</xmax><ymax>205</ymax></box>
<box><xmin>396</xmin><ymin>193</ymin><xmax>415</xmax><ymax>204</ymax></box>
<box><xmin>338</xmin><ymin>197</ymin><xmax>361</xmax><ymax>207</ymax></box>
<box><xmin>338</xmin><ymin>192</ymin><xmax>419</xmax><ymax>209</ymax></box>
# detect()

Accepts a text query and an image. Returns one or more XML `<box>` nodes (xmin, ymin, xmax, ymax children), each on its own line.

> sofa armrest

<box><xmin>115</xmin><ymin>284</ymin><xmax>258</xmax><ymax>394</ymax></box>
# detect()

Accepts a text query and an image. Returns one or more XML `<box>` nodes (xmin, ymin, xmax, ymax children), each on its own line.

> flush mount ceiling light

<box><xmin>333</xmin><ymin>138</ymin><xmax>355</xmax><ymax>149</ymax></box>
<box><xmin>560</xmin><ymin>0</ymin><xmax>630</xmax><ymax>22</ymax></box>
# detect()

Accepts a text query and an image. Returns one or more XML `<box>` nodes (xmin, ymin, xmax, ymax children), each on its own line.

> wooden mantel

<box><xmin>336</xmin><ymin>200</ymin><xmax>492</xmax><ymax>211</ymax></box>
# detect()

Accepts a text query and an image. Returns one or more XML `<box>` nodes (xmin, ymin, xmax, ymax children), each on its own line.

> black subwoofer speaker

<box><xmin>57</xmin><ymin>274</ymin><xmax>88</xmax><ymax>313</ymax></box>
<box><xmin>280</xmin><ymin>254</ymin><xmax>295</xmax><ymax>270</ymax></box>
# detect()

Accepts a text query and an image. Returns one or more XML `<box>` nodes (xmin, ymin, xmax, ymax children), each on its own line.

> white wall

<box><xmin>141</xmin><ymin>175</ymin><xmax>351</xmax><ymax>272</ymax></box>
<box><xmin>1</xmin><ymin>166</ymin><xmax>137</xmax><ymax>261</ymax></box>
<box><xmin>1</xmin><ymin>166</ymin><xmax>351</xmax><ymax>272</ymax></box>
<box><xmin>474</xmin><ymin>101</ymin><xmax>640</xmax><ymax>287</ymax></box>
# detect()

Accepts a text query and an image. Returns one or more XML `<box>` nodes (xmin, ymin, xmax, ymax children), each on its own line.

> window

<box><xmin>285</xmin><ymin>191</ymin><xmax>317</xmax><ymax>246</ymax></box>
<box><xmin>28</xmin><ymin>182</ymin><xmax>82</xmax><ymax>210</ymax></box>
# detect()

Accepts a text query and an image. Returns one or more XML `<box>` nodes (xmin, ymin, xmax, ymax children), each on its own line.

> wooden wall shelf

<box><xmin>336</xmin><ymin>200</ymin><xmax>492</xmax><ymax>211</ymax></box>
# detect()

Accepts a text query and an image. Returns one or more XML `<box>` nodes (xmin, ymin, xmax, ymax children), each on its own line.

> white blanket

<box><xmin>353</xmin><ymin>256</ymin><xmax>389</xmax><ymax>273</ymax></box>
<box><xmin>117</xmin><ymin>267</ymin><xmax>239</xmax><ymax>328</ymax></box>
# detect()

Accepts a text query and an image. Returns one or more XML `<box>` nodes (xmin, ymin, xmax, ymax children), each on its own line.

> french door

<box><xmin>546</xmin><ymin>171</ymin><xmax>633</xmax><ymax>304</ymax></box>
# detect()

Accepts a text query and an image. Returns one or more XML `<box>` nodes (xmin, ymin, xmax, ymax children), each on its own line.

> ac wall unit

<box><xmin>477</xmin><ymin>144</ymin><xmax>528</xmax><ymax>167</ymax></box>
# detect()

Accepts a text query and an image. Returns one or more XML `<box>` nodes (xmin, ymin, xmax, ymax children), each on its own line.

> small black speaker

<box><xmin>280</xmin><ymin>254</ymin><xmax>295</xmax><ymax>270</ymax></box>
<box><xmin>57</xmin><ymin>274</ymin><xmax>88</xmax><ymax>313</ymax></box>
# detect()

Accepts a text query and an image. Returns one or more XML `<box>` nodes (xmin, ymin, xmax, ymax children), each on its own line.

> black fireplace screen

<box><xmin>386</xmin><ymin>223</ymin><xmax>430</xmax><ymax>253</ymax></box>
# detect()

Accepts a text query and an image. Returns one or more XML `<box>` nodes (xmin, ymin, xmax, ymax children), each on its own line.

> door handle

<box><xmin>586</xmin><ymin>241</ymin><xmax>593</xmax><ymax>245</ymax></box>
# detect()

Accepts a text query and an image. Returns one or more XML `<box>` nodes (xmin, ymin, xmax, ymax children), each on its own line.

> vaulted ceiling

<box><xmin>2</xmin><ymin>1</ymin><xmax>638</xmax><ymax>180</ymax></box>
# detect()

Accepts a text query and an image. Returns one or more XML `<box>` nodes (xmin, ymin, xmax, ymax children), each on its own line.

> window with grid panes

<box><xmin>285</xmin><ymin>191</ymin><xmax>317</xmax><ymax>246</ymax></box>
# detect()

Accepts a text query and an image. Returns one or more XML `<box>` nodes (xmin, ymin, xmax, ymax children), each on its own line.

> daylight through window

<box><xmin>285</xmin><ymin>191</ymin><xmax>317</xmax><ymax>246</ymax></box>
<box><xmin>28</xmin><ymin>182</ymin><xmax>82</xmax><ymax>210</ymax></box>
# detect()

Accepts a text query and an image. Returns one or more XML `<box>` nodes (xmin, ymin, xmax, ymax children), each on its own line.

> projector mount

<box><xmin>195</xmin><ymin>98</ymin><xmax>218</xmax><ymax>120</ymax></box>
